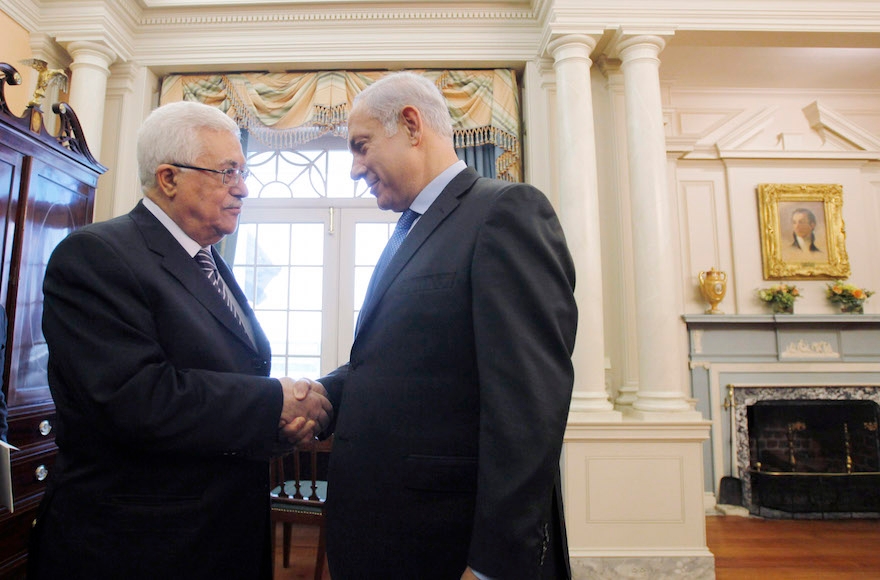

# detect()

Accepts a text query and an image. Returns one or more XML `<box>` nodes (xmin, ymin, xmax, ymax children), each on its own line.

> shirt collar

<box><xmin>408</xmin><ymin>160</ymin><xmax>467</xmax><ymax>215</ymax></box>
<box><xmin>142</xmin><ymin>196</ymin><xmax>205</xmax><ymax>257</ymax></box>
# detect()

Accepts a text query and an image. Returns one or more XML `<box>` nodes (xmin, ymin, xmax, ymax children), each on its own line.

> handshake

<box><xmin>277</xmin><ymin>377</ymin><xmax>333</xmax><ymax>447</ymax></box>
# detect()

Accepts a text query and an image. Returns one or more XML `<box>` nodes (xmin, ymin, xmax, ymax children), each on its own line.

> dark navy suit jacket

<box><xmin>321</xmin><ymin>168</ymin><xmax>578</xmax><ymax>579</ymax></box>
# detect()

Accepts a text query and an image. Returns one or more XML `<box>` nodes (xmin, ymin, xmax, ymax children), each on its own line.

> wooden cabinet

<box><xmin>0</xmin><ymin>63</ymin><xmax>105</xmax><ymax>579</ymax></box>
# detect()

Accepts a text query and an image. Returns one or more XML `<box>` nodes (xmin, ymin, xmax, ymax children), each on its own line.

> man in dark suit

<box><xmin>28</xmin><ymin>101</ymin><xmax>332</xmax><ymax>579</ymax></box>
<box><xmin>790</xmin><ymin>208</ymin><xmax>822</xmax><ymax>252</ymax></box>
<box><xmin>318</xmin><ymin>72</ymin><xmax>577</xmax><ymax>579</ymax></box>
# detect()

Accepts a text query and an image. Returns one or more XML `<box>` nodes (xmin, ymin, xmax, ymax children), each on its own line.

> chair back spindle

<box><xmin>269</xmin><ymin>437</ymin><xmax>332</xmax><ymax>580</ymax></box>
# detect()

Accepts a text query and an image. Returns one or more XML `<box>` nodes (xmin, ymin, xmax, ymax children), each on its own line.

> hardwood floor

<box><xmin>273</xmin><ymin>515</ymin><xmax>880</xmax><ymax>579</ymax></box>
<box><xmin>707</xmin><ymin>514</ymin><xmax>880</xmax><ymax>580</ymax></box>
<box><xmin>272</xmin><ymin>524</ymin><xmax>330</xmax><ymax>580</ymax></box>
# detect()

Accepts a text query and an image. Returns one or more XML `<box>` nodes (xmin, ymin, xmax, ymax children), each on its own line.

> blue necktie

<box><xmin>371</xmin><ymin>209</ymin><xmax>420</xmax><ymax>286</ymax></box>
<box><xmin>195</xmin><ymin>248</ymin><xmax>245</xmax><ymax>330</ymax></box>
<box><xmin>356</xmin><ymin>209</ymin><xmax>420</xmax><ymax>337</ymax></box>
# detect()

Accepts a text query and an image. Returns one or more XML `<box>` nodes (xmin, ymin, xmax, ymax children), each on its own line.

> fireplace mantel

<box><xmin>683</xmin><ymin>314</ymin><xmax>880</xmax><ymax>363</ymax></box>
<box><xmin>681</xmin><ymin>314</ymin><xmax>880</xmax><ymax>509</ymax></box>
<box><xmin>683</xmin><ymin>314</ymin><xmax>880</xmax><ymax>325</ymax></box>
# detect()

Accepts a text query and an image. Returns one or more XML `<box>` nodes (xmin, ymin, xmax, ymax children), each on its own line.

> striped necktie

<box><xmin>195</xmin><ymin>248</ymin><xmax>245</xmax><ymax>330</ymax></box>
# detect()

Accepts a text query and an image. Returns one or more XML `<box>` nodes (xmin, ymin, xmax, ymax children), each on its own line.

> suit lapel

<box><xmin>131</xmin><ymin>203</ymin><xmax>261</xmax><ymax>353</ymax></box>
<box><xmin>356</xmin><ymin>168</ymin><xmax>480</xmax><ymax>339</ymax></box>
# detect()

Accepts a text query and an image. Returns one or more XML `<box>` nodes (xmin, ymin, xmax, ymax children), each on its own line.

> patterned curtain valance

<box><xmin>160</xmin><ymin>69</ymin><xmax>521</xmax><ymax>182</ymax></box>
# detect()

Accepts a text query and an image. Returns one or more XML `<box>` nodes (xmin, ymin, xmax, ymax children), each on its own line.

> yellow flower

<box><xmin>825</xmin><ymin>280</ymin><xmax>874</xmax><ymax>313</ymax></box>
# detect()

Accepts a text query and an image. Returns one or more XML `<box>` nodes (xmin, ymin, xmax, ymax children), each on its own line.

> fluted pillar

<box><xmin>64</xmin><ymin>40</ymin><xmax>117</xmax><ymax>159</ymax></box>
<box><xmin>547</xmin><ymin>34</ymin><xmax>620</xmax><ymax>420</ymax></box>
<box><xmin>613</xmin><ymin>34</ymin><xmax>700</xmax><ymax>420</ymax></box>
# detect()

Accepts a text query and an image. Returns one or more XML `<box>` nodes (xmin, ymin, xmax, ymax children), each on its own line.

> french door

<box><xmin>233</xmin><ymin>201</ymin><xmax>396</xmax><ymax>378</ymax></box>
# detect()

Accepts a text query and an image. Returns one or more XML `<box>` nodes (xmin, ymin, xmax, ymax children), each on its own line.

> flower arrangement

<box><xmin>758</xmin><ymin>284</ymin><xmax>801</xmax><ymax>314</ymax></box>
<box><xmin>826</xmin><ymin>281</ymin><xmax>874</xmax><ymax>314</ymax></box>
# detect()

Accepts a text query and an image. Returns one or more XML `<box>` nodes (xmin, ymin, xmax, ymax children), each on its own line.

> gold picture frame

<box><xmin>757</xmin><ymin>183</ymin><xmax>850</xmax><ymax>280</ymax></box>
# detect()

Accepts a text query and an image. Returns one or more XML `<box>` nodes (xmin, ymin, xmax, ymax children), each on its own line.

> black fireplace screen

<box><xmin>748</xmin><ymin>399</ymin><xmax>880</xmax><ymax>516</ymax></box>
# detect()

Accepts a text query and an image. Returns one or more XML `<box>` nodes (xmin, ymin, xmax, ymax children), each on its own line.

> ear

<box><xmin>155</xmin><ymin>164</ymin><xmax>179</xmax><ymax>198</ymax></box>
<box><xmin>400</xmin><ymin>105</ymin><xmax>423</xmax><ymax>145</ymax></box>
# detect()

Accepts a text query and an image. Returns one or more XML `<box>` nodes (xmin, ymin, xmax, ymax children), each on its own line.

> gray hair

<box><xmin>137</xmin><ymin>101</ymin><xmax>241</xmax><ymax>192</ymax></box>
<box><xmin>352</xmin><ymin>72</ymin><xmax>454</xmax><ymax>141</ymax></box>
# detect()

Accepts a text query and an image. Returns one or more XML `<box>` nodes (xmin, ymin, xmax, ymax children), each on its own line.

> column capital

<box><xmin>64</xmin><ymin>40</ymin><xmax>118</xmax><ymax>73</ymax></box>
<box><xmin>29</xmin><ymin>33</ymin><xmax>72</xmax><ymax>69</ymax></box>
<box><xmin>61</xmin><ymin>40</ymin><xmax>117</xmax><ymax>160</ymax></box>
<box><xmin>604</xmin><ymin>30</ymin><xmax>674</xmax><ymax>62</ymax></box>
<box><xmin>545</xmin><ymin>34</ymin><xmax>600</xmax><ymax>65</ymax></box>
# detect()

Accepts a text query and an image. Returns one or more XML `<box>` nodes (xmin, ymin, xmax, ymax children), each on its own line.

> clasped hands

<box><xmin>278</xmin><ymin>377</ymin><xmax>332</xmax><ymax>447</ymax></box>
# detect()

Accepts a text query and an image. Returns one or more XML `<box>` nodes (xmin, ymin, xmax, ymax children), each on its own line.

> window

<box><xmin>232</xmin><ymin>135</ymin><xmax>395</xmax><ymax>378</ymax></box>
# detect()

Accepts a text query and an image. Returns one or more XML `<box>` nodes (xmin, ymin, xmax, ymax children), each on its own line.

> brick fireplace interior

<box><xmin>747</xmin><ymin>399</ymin><xmax>880</xmax><ymax>518</ymax></box>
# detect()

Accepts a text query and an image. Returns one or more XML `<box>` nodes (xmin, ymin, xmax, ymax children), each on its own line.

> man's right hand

<box><xmin>278</xmin><ymin>377</ymin><xmax>332</xmax><ymax>446</ymax></box>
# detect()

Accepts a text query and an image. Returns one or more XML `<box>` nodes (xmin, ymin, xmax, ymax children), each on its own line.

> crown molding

<box><xmin>137</xmin><ymin>0</ymin><xmax>532</xmax><ymax>5</ymax></box>
<box><xmin>134</xmin><ymin>22</ymin><xmax>542</xmax><ymax>71</ymax></box>
<box><xmin>28</xmin><ymin>33</ymin><xmax>73</xmax><ymax>68</ymax></box>
<box><xmin>134</xmin><ymin>2</ymin><xmax>536</xmax><ymax>25</ymax></box>
<box><xmin>1</xmin><ymin>0</ymin><xmax>41</xmax><ymax>31</ymax></box>
<box><xmin>7</xmin><ymin>0</ymin><xmax>880</xmax><ymax>77</ymax></box>
<box><xmin>35</xmin><ymin>2</ymin><xmax>138</xmax><ymax>62</ymax></box>
<box><xmin>17</xmin><ymin>0</ymin><xmax>880</xmax><ymax>31</ymax></box>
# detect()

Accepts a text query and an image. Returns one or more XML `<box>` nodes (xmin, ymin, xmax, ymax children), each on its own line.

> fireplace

<box><xmin>747</xmin><ymin>399</ymin><xmax>880</xmax><ymax>517</ymax></box>
<box><xmin>683</xmin><ymin>313</ymin><xmax>880</xmax><ymax>519</ymax></box>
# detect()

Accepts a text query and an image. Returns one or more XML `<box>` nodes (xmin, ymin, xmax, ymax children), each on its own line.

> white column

<box><xmin>99</xmin><ymin>61</ymin><xmax>157</xmax><ymax>222</ymax></box>
<box><xmin>593</xmin><ymin>56</ymin><xmax>641</xmax><ymax>411</ymax></box>
<box><xmin>547</xmin><ymin>34</ymin><xmax>620</xmax><ymax>420</ymax></box>
<box><xmin>64</xmin><ymin>40</ymin><xmax>117</xmax><ymax>160</ymax></box>
<box><xmin>614</xmin><ymin>35</ymin><xmax>700</xmax><ymax>420</ymax></box>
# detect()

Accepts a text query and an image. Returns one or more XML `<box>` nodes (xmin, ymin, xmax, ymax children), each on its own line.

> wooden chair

<box><xmin>270</xmin><ymin>436</ymin><xmax>332</xmax><ymax>580</ymax></box>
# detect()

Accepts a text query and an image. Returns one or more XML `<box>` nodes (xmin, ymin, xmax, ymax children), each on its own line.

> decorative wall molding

<box><xmin>676</xmin><ymin>101</ymin><xmax>880</xmax><ymax>160</ymax></box>
<box><xmin>780</xmin><ymin>339</ymin><xmax>840</xmax><ymax>359</ymax></box>
<box><xmin>804</xmin><ymin>100</ymin><xmax>880</xmax><ymax>151</ymax></box>
<box><xmin>713</xmin><ymin>106</ymin><xmax>778</xmax><ymax>152</ymax></box>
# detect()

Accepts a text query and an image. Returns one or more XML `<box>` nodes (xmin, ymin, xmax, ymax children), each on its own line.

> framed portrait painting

<box><xmin>757</xmin><ymin>183</ymin><xmax>850</xmax><ymax>279</ymax></box>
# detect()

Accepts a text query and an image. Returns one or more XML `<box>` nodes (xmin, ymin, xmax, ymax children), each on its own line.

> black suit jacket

<box><xmin>791</xmin><ymin>234</ymin><xmax>821</xmax><ymax>252</ymax></box>
<box><xmin>29</xmin><ymin>202</ymin><xmax>281</xmax><ymax>579</ymax></box>
<box><xmin>321</xmin><ymin>168</ymin><xmax>578</xmax><ymax>579</ymax></box>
